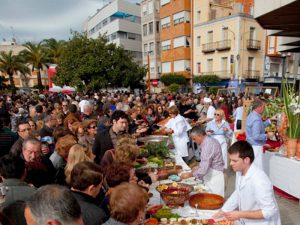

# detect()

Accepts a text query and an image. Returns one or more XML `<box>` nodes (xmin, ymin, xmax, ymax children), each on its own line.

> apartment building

<box><xmin>254</xmin><ymin>0</ymin><xmax>300</xmax><ymax>87</ymax></box>
<box><xmin>84</xmin><ymin>0</ymin><xmax>142</xmax><ymax>64</ymax></box>
<box><xmin>160</xmin><ymin>0</ymin><xmax>192</xmax><ymax>79</ymax></box>
<box><xmin>0</xmin><ymin>41</ymin><xmax>48</xmax><ymax>88</ymax></box>
<box><xmin>193</xmin><ymin>0</ymin><xmax>265</xmax><ymax>82</ymax></box>
<box><xmin>141</xmin><ymin>0</ymin><xmax>161</xmax><ymax>91</ymax></box>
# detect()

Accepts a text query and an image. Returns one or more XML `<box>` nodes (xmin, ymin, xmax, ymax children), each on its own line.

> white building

<box><xmin>141</xmin><ymin>0</ymin><xmax>161</xmax><ymax>92</ymax></box>
<box><xmin>84</xmin><ymin>0</ymin><xmax>142</xmax><ymax>64</ymax></box>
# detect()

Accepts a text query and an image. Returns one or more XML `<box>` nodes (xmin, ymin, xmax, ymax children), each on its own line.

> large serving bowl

<box><xmin>156</xmin><ymin>183</ymin><xmax>193</xmax><ymax>208</ymax></box>
<box><xmin>189</xmin><ymin>193</ymin><xmax>224</xmax><ymax>210</ymax></box>
<box><xmin>138</xmin><ymin>135</ymin><xmax>169</xmax><ymax>143</ymax></box>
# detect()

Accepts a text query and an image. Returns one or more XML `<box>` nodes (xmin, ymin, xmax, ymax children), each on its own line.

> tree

<box><xmin>41</xmin><ymin>38</ymin><xmax>65</xmax><ymax>64</ymax></box>
<box><xmin>192</xmin><ymin>75</ymin><xmax>220</xmax><ymax>90</ymax></box>
<box><xmin>53</xmin><ymin>32</ymin><xmax>146</xmax><ymax>91</ymax></box>
<box><xmin>160</xmin><ymin>73</ymin><xmax>186</xmax><ymax>86</ymax></box>
<box><xmin>0</xmin><ymin>51</ymin><xmax>30</xmax><ymax>93</ymax></box>
<box><xmin>20</xmin><ymin>42</ymin><xmax>48</xmax><ymax>89</ymax></box>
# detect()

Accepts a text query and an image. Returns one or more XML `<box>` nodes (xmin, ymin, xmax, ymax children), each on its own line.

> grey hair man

<box><xmin>24</xmin><ymin>185</ymin><xmax>83</xmax><ymax>225</ymax></box>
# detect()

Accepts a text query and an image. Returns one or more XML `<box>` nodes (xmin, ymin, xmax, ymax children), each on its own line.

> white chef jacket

<box><xmin>222</xmin><ymin>164</ymin><xmax>281</xmax><ymax>225</ymax></box>
<box><xmin>165</xmin><ymin>114</ymin><xmax>191</xmax><ymax>157</ymax></box>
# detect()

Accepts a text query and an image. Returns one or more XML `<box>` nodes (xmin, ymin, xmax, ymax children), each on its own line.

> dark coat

<box><xmin>92</xmin><ymin>129</ymin><xmax>114</xmax><ymax>164</ymax></box>
<box><xmin>72</xmin><ymin>191</ymin><xmax>107</xmax><ymax>225</ymax></box>
<box><xmin>9</xmin><ymin>137</ymin><xmax>23</xmax><ymax>157</ymax></box>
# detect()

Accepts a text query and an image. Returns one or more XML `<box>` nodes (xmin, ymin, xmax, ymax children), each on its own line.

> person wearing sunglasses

<box><xmin>78</xmin><ymin>119</ymin><xmax>98</xmax><ymax>157</ymax></box>
<box><xmin>206</xmin><ymin>109</ymin><xmax>233</xmax><ymax>169</ymax></box>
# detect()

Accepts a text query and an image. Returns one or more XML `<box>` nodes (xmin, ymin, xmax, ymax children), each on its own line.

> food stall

<box><xmin>137</xmin><ymin>136</ymin><xmax>233</xmax><ymax>225</ymax></box>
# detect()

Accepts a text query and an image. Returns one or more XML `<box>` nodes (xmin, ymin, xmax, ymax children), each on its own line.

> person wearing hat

<box><xmin>198</xmin><ymin>97</ymin><xmax>215</xmax><ymax>124</ymax></box>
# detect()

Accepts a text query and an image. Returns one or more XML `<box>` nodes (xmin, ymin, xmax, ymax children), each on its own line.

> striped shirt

<box><xmin>193</xmin><ymin>136</ymin><xmax>224</xmax><ymax>179</ymax></box>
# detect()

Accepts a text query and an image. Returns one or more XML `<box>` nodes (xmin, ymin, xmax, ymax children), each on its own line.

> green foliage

<box><xmin>192</xmin><ymin>75</ymin><xmax>220</xmax><ymax>88</ymax></box>
<box><xmin>41</xmin><ymin>38</ymin><xmax>66</xmax><ymax>64</ymax></box>
<box><xmin>0</xmin><ymin>50</ymin><xmax>30</xmax><ymax>93</ymax></box>
<box><xmin>20</xmin><ymin>42</ymin><xmax>48</xmax><ymax>88</ymax></box>
<box><xmin>160</xmin><ymin>73</ymin><xmax>186</xmax><ymax>86</ymax></box>
<box><xmin>208</xmin><ymin>86</ymin><xmax>218</xmax><ymax>95</ymax></box>
<box><xmin>168</xmin><ymin>83</ymin><xmax>180</xmax><ymax>93</ymax></box>
<box><xmin>145</xmin><ymin>141</ymin><xmax>170</xmax><ymax>158</ymax></box>
<box><xmin>52</xmin><ymin>32</ymin><xmax>146</xmax><ymax>91</ymax></box>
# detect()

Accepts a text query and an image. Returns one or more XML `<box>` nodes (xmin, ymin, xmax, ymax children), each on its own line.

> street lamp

<box><xmin>147</xmin><ymin>51</ymin><xmax>153</xmax><ymax>93</ymax></box>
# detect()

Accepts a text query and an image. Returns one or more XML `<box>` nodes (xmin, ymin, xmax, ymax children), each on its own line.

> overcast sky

<box><xmin>0</xmin><ymin>0</ymin><xmax>140</xmax><ymax>44</ymax></box>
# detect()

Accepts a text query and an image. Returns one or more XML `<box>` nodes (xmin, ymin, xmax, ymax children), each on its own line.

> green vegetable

<box><xmin>145</xmin><ymin>141</ymin><xmax>170</xmax><ymax>158</ymax></box>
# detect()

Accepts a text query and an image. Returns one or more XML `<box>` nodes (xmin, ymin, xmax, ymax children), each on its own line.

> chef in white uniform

<box><xmin>213</xmin><ymin>141</ymin><xmax>281</xmax><ymax>225</ymax></box>
<box><xmin>164</xmin><ymin>106</ymin><xmax>191</xmax><ymax>161</ymax></box>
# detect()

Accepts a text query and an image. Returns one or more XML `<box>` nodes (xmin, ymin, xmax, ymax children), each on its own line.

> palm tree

<box><xmin>21</xmin><ymin>42</ymin><xmax>48</xmax><ymax>88</ymax></box>
<box><xmin>0</xmin><ymin>51</ymin><xmax>30</xmax><ymax>93</ymax></box>
<box><xmin>42</xmin><ymin>38</ymin><xmax>65</xmax><ymax>64</ymax></box>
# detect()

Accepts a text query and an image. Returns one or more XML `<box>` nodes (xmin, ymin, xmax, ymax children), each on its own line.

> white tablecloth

<box><xmin>148</xmin><ymin>152</ymin><xmax>218</xmax><ymax>219</ymax></box>
<box><xmin>263</xmin><ymin>151</ymin><xmax>300</xmax><ymax>199</ymax></box>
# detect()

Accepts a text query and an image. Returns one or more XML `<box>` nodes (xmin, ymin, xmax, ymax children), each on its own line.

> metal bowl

<box><xmin>137</xmin><ymin>135</ymin><xmax>169</xmax><ymax>143</ymax></box>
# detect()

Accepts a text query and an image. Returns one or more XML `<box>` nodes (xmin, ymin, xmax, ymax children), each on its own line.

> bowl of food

<box><xmin>189</xmin><ymin>193</ymin><xmax>224</xmax><ymax>210</ymax></box>
<box><xmin>156</xmin><ymin>183</ymin><xmax>193</xmax><ymax>208</ymax></box>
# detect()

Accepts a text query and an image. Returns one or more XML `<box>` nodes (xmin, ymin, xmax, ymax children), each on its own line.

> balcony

<box><xmin>216</xmin><ymin>40</ymin><xmax>231</xmax><ymax>51</ymax></box>
<box><xmin>202</xmin><ymin>42</ymin><xmax>216</xmax><ymax>53</ymax></box>
<box><xmin>245</xmin><ymin>70</ymin><xmax>260</xmax><ymax>79</ymax></box>
<box><xmin>247</xmin><ymin>39</ymin><xmax>261</xmax><ymax>50</ymax></box>
<box><xmin>199</xmin><ymin>71</ymin><xmax>232</xmax><ymax>79</ymax></box>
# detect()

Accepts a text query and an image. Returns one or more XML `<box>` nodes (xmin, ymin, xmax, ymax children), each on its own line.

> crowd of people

<box><xmin>0</xmin><ymin>90</ymin><xmax>281</xmax><ymax>225</ymax></box>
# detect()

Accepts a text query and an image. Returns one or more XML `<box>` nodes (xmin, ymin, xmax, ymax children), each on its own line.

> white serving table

<box><xmin>263</xmin><ymin>151</ymin><xmax>300</xmax><ymax>202</ymax></box>
<box><xmin>148</xmin><ymin>151</ymin><xmax>219</xmax><ymax>219</ymax></box>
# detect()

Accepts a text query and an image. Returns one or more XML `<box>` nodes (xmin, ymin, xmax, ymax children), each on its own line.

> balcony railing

<box><xmin>199</xmin><ymin>70</ymin><xmax>232</xmax><ymax>79</ymax></box>
<box><xmin>247</xmin><ymin>39</ymin><xmax>261</xmax><ymax>50</ymax></box>
<box><xmin>216</xmin><ymin>40</ymin><xmax>231</xmax><ymax>51</ymax></box>
<box><xmin>202</xmin><ymin>42</ymin><xmax>216</xmax><ymax>53</ymax></box>
<box><xmin>245</xmin><ymin>70</ymin><xmax>260</xmax><ymax>79</ymax></box>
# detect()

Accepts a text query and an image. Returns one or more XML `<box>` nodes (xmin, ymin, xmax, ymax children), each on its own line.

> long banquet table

<box><xmin>148</xmin><ymin>152</ymin><xmax>219</xmax><ymax>219</ymax></box>
<box><xmin>263</xmin><ymin>151</ymin><xmax>300</xmax><ymax>201</ymax></box>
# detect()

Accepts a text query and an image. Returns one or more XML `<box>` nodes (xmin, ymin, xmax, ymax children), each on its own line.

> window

<box><xmin>248</xmin><ymin>57</ymin><xmax>254</xmax><ymax>70</ymax></box>
<box><xmin>143</xmin><ymin>24</ymin><xmax>147</xmax><ymax>36</ymax></box>
<box><xmin>102</xmin><ymin>19</ymin><xmax>108</xmax><ymax>26</ymax></box>
<box><xmin>144</xmin><ymin>44</ymin><xmax>148</xmax><ymax>54</ymax></box>
<box><xmin>173</xmin><ymin>11</ymin><xmax>190</xmax><ymax>25</ymax></box>
<box><xmin>149</xmin><ymin>42</ymin><xmax>154</xmax><ymax>53</ymax></box>
<box><xmin>222</xmin><ymin>27</ymin><xmax>228</xmax><ymax>40</ymax></box>
<box><xmin>149</xmin><ymin>22</ymin><xmax>153</xmax><ymax>35</ymax></box>
<box><xmin>197</xmin><ymin>36</ymin><xmax>201</xmax><ymax>47</ymax></box>
<box><xmin>197</xmin><ymin>62</ymin><xmax>201</xmax><ymax>73</ymax></box>
<box><xmin>174</xmin><ymin>60</ymin><xmax>190</xmax><ymax>72</ymax></box>
<box><xmin>162</xmin><ymin>62</ymin><xmax>171</xmax><ymax>73</ymax></box>
<box><xmin>156</xmin><ymin>21</ymin><xmax>160</xmax><ymax>33</ymax></box>
<box><xmin>127</xmin><ymin>33</ymin><xmax>136</xmax><ymax>40</ymax></box>
<box><xmin>207</xmin><ymin>31</ymin><xmax>213</xmax><ymax>43</ymax></box>
<box><xmin>222</xmin><ymin>57</ymin><xmax>228</xmax><ymax>71</ymax></box>
<box><xmin>142</xmin><ymin>4</ymin><xmax>147</xmax><ymax>16</ymax></box>
<box><xmin>250</xmin><ymin>27</ymin><xmax>255</xmax><ymax>40</ymax></box>
<box><xmin>148</xmin><ymin>1</ymin><xmax>153</xmax><ymax>14</ymax></box>
<box><xmin>150</xmin><ymin>62</ymin><xmax>155</xmax><ymax>73</ymax></box>
<box><xmin>197</xmin><ymin>10</ymin><xmax>201</xmax><ymax>21</ymax></box>
<box><xmin>174</xmin><ymin>36</ymin><xmax>185</xmax><ymax>48</ymax></box>
<box><xmin>157</xmin><ymin>41</ymin><xmax>160</xmax><ymax>53</ymax></box>
<box><xmin>161</xmin><ymin>16</ymin><xmax>170</xmax><ymax>29</ymax></box>
<box><xmin>111</xmin><ymin>32</ymin><xmax>117</xmax><ymax>41</ymax></box>
<box><xmin>161</xmin><ymin>40</ymin><xmax>171</xmax><ymax>51</ymax></box>
<box><xmin>207</xmin><ymin>59</ymin><xmax>213</xmax><ymax>72</ymax></box>
<box><xmin>160</xmin><ymin>0</ymin><xmax>170</xmax><ymax>6</ymax></box>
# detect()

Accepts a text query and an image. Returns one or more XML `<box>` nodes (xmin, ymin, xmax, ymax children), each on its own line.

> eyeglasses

<box><xmin>214</xmin><ymin>113</ymin><xmax>220</xmax><ymax>116</ymax></box>
<box><xmin>62</xmin><ymin>105</ymin><xmax>68</xmax><ymax>107</ymax></box>
<box><xmin>88</xmin><ymin>126</ymin><xmax>97</xmax><ymax>129</ymax></box>
<box><xmin>19</xmin><ymin>128</ymin><xmax>31</xmax><ymax>132</ymax></box>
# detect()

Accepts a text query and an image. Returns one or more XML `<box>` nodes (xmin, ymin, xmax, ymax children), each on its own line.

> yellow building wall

<box><xmin>193</xmin><ymin>15</ymin><xmax>265</xmax><ymax>80</ymax></box>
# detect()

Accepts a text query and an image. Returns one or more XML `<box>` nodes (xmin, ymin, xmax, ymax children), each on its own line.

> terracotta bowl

<box><xmin>189</xmin><ymin>193</ymin><xmax>224</xmax><ymax>210</ymax></box>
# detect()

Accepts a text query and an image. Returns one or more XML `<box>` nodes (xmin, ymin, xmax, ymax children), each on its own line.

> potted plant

<box><xmin>282</xmin><ymin>79</ymin><xmax>300</xmax><ymax>158</ymax></box>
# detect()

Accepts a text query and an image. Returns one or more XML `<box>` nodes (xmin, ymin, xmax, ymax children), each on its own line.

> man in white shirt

<box><xmin>213</xmin><ymin>141</ymin><xmax>281</xmax><ymax>225</ymax></box>
<box><xmin>199</xmin><ymin>97</ymin><xmax>215</xmax><ymax>124</ymax></box>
